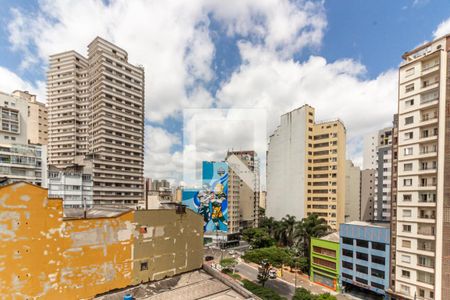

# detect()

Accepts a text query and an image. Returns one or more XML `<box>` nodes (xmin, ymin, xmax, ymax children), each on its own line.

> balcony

<box><xmin>417</xmin><ymin>225</ymin><xmax>435</xmax><ymax>236</ymax></box>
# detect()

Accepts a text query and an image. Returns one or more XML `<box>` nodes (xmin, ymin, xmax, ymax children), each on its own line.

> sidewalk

<box><xmin>243</xmin><ymin>261</ymin><xmax>353</xmax><ymax>300</ymax></box>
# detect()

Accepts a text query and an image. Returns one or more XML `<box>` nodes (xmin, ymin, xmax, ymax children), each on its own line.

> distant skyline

<box><xmin>1</xmin><ymin>0</ymin><xmax>450</xmax><ymax>183</ymax></box>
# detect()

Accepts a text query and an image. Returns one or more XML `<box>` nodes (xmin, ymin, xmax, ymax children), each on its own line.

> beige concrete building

<box><xmin>360</xmin><ymin>169</ymin><xmax>376</xmax><ymax>221</ymax></box>
<box><xmin>226</xmin><ymin>150</ymin><xmax>260</xmax><ymax>232</ymax></box>
<box><xmin>267</xmin><ymin>105</ymin><xmax>346</xmax><ymax>230</ymax></box>
<box><xmin>12</xmin><ymin>90</ymin><xmax>48</xmax><ymax>145</ymax></box>
<box><xmin>47</xmin><ymin>37</ymin><xmax>145</xmax><ymax>207</ymax></box>
<box><xmin>389</xmin><ymin>35</ymin><xmax>450</xmax><ymax>300</ymax></box>
<box><xmin>345</xmin><ymin>160</ymin><xmax>361</xmax><ymax>222</ymax></box>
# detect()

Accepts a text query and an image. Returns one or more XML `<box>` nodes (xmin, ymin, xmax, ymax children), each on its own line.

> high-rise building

<box><xmin>360</xmin><ymin>169</ymin><xmax>376</xmax><ymax>221</ymax></box>
<box><xmin>0</xmin><ymin>91</ymin><xmax>47</xmax><ymax>186</ymax></box>
<box><xmin>363</xmin><ymin>127</ymin><xmax>393</xmax><ymax>222</ymax></box>
<box><xmin>266</xmin><ymin>105</ymin><xmax>346</xmax><ymax>230</ymax></box>
<box><xmin>345</xmin><ymin>160</ymin><xmax>361</xmax><ymax>222</ymax></box>
<box><xmin>226</xmin><ymin>150</ymin><xmax>260</xmax><ymax>231</ymax></box>
<box><xmin>47</xmin><ymin>37</ymin><xmax>145</xmax><ymax>207</ymax></box>
<box><xmin>389</xmin><ymin>35</ymin><xmax>448</xmax><ymax>300</ymax></box>
<box><xmin>12</xmin><ymin>90</ymin><xmax>48</xmax><ymax>145</ymax></box>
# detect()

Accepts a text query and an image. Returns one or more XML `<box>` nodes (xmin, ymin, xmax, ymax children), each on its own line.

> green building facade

<box><xmin>310</xmin><ymin>232</ymin><xmax>340</xmax><ymax>291</ymax></box>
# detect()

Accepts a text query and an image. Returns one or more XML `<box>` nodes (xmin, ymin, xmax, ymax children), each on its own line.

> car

<box><xmin>269</xmin><ymin>269</ymin><xmax>277</xmax><ymax>279</ymax></box>
<box><xmin>204</xmin><ymin>255</ymin><xmax>214</xmax><ymax>261</ymax></box>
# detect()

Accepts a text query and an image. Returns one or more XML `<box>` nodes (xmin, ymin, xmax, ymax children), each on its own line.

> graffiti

<box><xmin>182</xmin><ymin>161</ymin><xmax>228</xmax><ymax>232</ymax></box>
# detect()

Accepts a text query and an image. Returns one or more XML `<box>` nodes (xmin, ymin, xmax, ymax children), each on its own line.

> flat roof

<box><xmin>319</xmin><ymin>232</ymin><xmax>340</xmax><ymax>242</ymax></box>
<box><xmin>344</xmin><ymin>221</ymin><xmax>390</xmax><ymax>229</ymax></box>
<box><xmin>63</xmin><ymin>207</ymin><xmax>132</xmax><ymax>219</ymax></box>
<box><xmin>95</xmin><ymin>269</ymin><xmax>250</xmax><ymax>300</ymax></box>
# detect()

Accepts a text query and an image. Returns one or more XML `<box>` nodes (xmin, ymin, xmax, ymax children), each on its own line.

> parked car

<box><xmin>269</xmin><ymin>268</ymin><xmax>277</xmax><ymax>279</ymax></box>
<box><xmin>204</xmin><ymin>255</ymin><xmax>214</xmax><ymax>261</ymax></box>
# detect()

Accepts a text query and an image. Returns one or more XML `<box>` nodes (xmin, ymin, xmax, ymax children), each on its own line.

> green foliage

<box><xmin>220</xmin><ymin>258</ymin><xmax>237</xmax><ymax>270</ymax></box>
<box><xmin>242</xmin><ymin>247</ymin><xmax>291</xmax><ymax>268</ymax></box>
<box><xmin>241</xmin><ymin>279</ymin><xmax>287</xmax><ymax>300</ymax></box>
<box><xmin>287</xmin><ymin>256</ymin><xmax>309</xmax><ymax>273</ymax></box>
<box><xmin>242</xmin><ymin>228</ymin><xmax>275</xmax><ymax>249</ymax></box>
<box><xmin>292</xmin><ymin>288</ymin><xmax>336</xmax><ymax>300</ymax></box>
<box><xmin>257</xmin><ymin>259</ymin><xmax>271</xmax><ymax>287</ymax></box>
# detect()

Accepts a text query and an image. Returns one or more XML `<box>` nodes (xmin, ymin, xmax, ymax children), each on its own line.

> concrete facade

<box><xmin>226</xmin><ymin>150</ymin><xmax>260</xmax><ymax>232</ymax></box>
<box><xmin>340</xmin><ymin>222</ymin><xmax>390</xmax><ymax>298</ymax></box>
<box><xmin>0</xmin><ymin>91</ymin><xmax>28</xmax><ymax>145</ymax></box>
<box><xmin>390</xmin><ymin>35</ymin><xmax>450</xmax><ymax>300</ymax></box>
<box><xmin>345</xmin><ymin>160</ymin><xmax>361</xmax><ymax>222</ymax></box>
<box><xmin>47</xmin><ymin>164</ymin><xmax>94</xmax><ymax>208</ymax></box>
<box><xmin>267</xmin><ymin>105</ymin><xmax>346</xmax><ymax>230</ymax></box>
<box><xmin>47</xmin><ymin>37</ymin><xmax>145</xmax><ymax>207</ymax></box>
<box><xmin>0</xmin><ymin>182</ymin><xmax>203</xmax><ymax>299</ymax></box>
<box><xmin>310</xmin><ymin>233</ymin><xmax>340</xmax><ymax>291</ymax></box>
<box><xmin>12</xmin><ymin>90</ymin><xmax>48</xmax><ymax>145</ymax></box>
<box><xmin>360</xmin><ymin>169</ymin><xmax>376</xmax><ymax>221</ymax></box>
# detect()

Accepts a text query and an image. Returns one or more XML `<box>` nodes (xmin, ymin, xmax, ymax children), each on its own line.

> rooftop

<box><xmin>63</xmin><ymin>207</ymin><xmax>132</xmax><ymax>219</ymax></box>
<box><xmin>344</xmin><ymin>221</ymin><xmax>390</xmax><ymax>229</ymax></box>
<box><xmin>319</xmin><ymin>232</ymin><xmax>340</xmax><ymax>242</ymax></box>
<box><xmin>95</xmin><ymin>269</ymin><xmax>251</xmax><ymax>300</ymax></box>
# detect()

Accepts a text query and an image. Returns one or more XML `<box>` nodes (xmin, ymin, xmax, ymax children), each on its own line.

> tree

<box><xmin>242</xmin><ymin>228</ymin><xmax>275</xmax><ymax>249</ymax></box>
<box><xmin>242</xmin><ymin>279</ymin><xmax>287</xmax><ymax>300</ymax></box>
<box><xmin>220</xmin><ymin>258</ymin><xmax>237</xmax><ymax>271</ymax></box>
<box><xmin>242</xmin><ymin>247</ymin><xmax>291</xmax><ymax>268</ymax></box>
<box><xmin>259</xmin><ymin>216</ymin><xmax>279</xmax><ymax>239</ymax></box>
<box><xmin>287</xmin><ymin>256</ymin><xmax>309</xmax><ymax>273</ymax></box>
<box><xmin>292</xmin><ymin>288</ymin><xmax>337</xmax><ymax>300</ymax></box>
<box><xmin>257</xmin><ymin>259</ymin><xmax>271</xmax><ymax>287</ymax></box>
<box><xmin>293</xmin><ymin>214</ymin><xmax>330</xmax><ymax>272</ymax></box>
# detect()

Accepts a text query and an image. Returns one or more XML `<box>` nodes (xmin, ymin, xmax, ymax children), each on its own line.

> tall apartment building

<box><xmin>12</xmin><ymin>90</ymin><xmax>48</xmax><ymax>145</ymax></box>
<box><xmin>226</xmin><ymin>150</ymin><xmax>260</xmax><ymax>231</ymax></box>
<box><xmin>363</xmin><ymin>127</ymin><xmax>393</xmax><ymax>221</ymax></box>
<box><xmin>47</xmin><ymin>37</ymin><xmax>145</xmax><ymax>207</ymax></box>
<box><xmin>360</xmin><ymin>169</ymin><xmax>376</xmax><ymax>221</ymax></box>
<box><xmin>389</xmin><ymin>35</ymin><xmax>449</xmax><ymax>300</ymax></box>
<box><xmin>267</xmin><ymin>105</ymin><xmax>346</xmax><ymax>230</ymax></box>
<box><xmin>345</xmin><ymin>160</ymin><xmax>361</xmax><ymax>222</ymax></box>
<box><xmin>0</xmin><ymin>91</ymin><xmax>46</xmax><ymax>186</ymax></box>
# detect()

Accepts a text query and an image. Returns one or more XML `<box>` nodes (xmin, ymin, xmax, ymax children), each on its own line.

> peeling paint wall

<box><xmin>0</xmin><ymin>183</ymin><xmax>203</xmax><ymax>299</ymax></box>
<box><xmin>132</xmin><ymin>210</ymin><xmax>204</xmax><ymax>284</ymax></box>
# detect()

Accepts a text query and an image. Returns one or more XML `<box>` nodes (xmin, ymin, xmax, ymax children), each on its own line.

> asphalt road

<box><xmin>235</xmin><ymin>263</ymin><xmax>295</xmax><ymax>298</ymax></box>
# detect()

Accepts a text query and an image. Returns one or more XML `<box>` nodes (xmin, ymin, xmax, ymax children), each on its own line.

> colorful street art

<box><xmin>182</xmin><ymin>161</ymin><xmax>228</xmax><ymax>232</ymax></box>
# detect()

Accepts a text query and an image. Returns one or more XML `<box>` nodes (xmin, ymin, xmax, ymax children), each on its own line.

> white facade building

<box><xmin>47</xmin><ymin>165</ymin><xmax>93</xmax><ymax>208</ymax></box>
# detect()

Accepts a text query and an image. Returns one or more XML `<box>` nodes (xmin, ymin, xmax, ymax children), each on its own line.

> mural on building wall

<box><xmin>182</xmin><ymin>161</ymin><xmax>228</xmax><ymax>232</ymax></box>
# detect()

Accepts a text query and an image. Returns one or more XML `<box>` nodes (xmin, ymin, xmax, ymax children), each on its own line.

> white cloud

<box><xmin>0</xmin><ymin>66</ymin><xmax>45</xmax><ymax>100</ymax></box>
<box><xmin>433</xmin><ymin>17</ymin><xmax>450</xmax><ymax>39</ymax></box>
<box><xmin>216</xmin><ymin>46</ymin><xmax>398</xmax><ymax>165</ymax></box>
<box><xmin>4</xmin><ymin>0</ymin><xmax>401</xmax><ymax>182</ymax></box>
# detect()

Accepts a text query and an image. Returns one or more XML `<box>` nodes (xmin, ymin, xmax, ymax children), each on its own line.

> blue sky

<box><xmin>1</xmin><ymin>0</ymin><xmax>449</xmax><ymax>182</ymax></box>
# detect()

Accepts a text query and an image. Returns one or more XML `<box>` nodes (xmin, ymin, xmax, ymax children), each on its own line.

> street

<box><xmin>235</xmin><ymin>263</ymin><xmax>295</xmax><ymax>298</ymax></box>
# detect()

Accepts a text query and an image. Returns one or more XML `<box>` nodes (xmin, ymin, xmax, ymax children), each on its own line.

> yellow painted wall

<box><xmin>0</xmin><ymin>182</ymin><xmax>203</xmax><ymax>299</ymax></box>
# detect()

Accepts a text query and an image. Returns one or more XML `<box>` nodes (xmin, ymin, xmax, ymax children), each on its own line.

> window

<box><xmin>356</xmin><ymin>264</ymin><xmax>368</xmax><ymax>274</ymax></box>
<box><xmin>403</xmin><ymin>209</ymin><xmax>412</xmax><ymax>217</ymax></box>
<box><xmin>342</xmin><ymin>237</ymin><xmax>353</xmax><ymax>245</ymax></box>
<box><xmin>404</xmin><ymin>163</ymin><xmax>413</xmax><ymax>171</ymax></box>
<box><xmin>342</xmin><ymin>273</ymin><xmax>352</xmax><ymax>280</ymax></box>
<box><xmin>356</xmin><ymin>239</ymin><xmax>368</xmax><ymax>248</ymax></box>
<box><xmin>356</xmin><ymin>252</ymin><xmax>368</xmax><ymax>261</ymax></box>
<box><xmin>355</xmin><ymin>277</ymin><xmax>368</xmax><ymax>285</ymax></box>
<box><xmin>372</xmin><ymin>255</ymin><xmax>385</xmax><ymax>265</ymax></box>
<box><xmin>405</xmin><ymin>116</ymin><xmax>414</xmax><ymax>125</ymax></box>
<box><xmin>140</xmin><ymin>262</ymin><xmax>148</xmax><ymax>271</ymax></box>
<box><xmin>372</xmin><ymin>242</ymin><xmax>385</xmax><ymax>251</ymax></box>
<box><xmin>405</xmin><ymin>83</ymin><xmax>415</xmax><ymax>92</ymax></box>
<box><xmin>342</xmin><ymin>261</ymin><xmax>353</xmax><ymax>270</ymax></box>
<box><xmin>401</xmin><ymin>255</ymin><xmax>411</xmax><ymax>263</ymax></box>
<box><xmin>404</xmin><ymin>132</ymin><xmax>413</xmax><ymax>140</ymax></box>
<box><xmin>372</xmin><ymin>282</ymin><xmax>384</xmax><ymax>289</ymax></box>
<box><xmin>402</xmin><ymin>270</ymin><xmax>410</xmax><ymax>278</ymax></box>
<box><xmin>402</xmin><ymin>239</ymin><xmax>411</xmax><ymax>248</ymax></box>
<box><xmin>405</xmin><ymin>99</ymin><xmax>414</xmax><ymax>107</ymax></box>
<box><xmin>404</xmin><ymin>147</ymin><xmax>413</xmax><ymax>156</ymax></box>
<box><xmin>371</xmin><ymin>268</ymin><xmax>385</xmax><ymax>279</ymax></box>
<box><xmin>401</xmin><ymin>284</ymin><xmax>410</xmax><ymax>294</ymax></box>
<box><xmin>404</xmin><ymin>179</ymin><xmax>412</xmax><ymax>186</ymax></box>
<box><xmin>343</xmin><ymin>249</ymin><xmax>353</xmax><ymax>257</ymax></box>
<box><xmin>313</xmin><ymin>257</ymin><xmax>336</xmax><ymax>270</ymax></box>
<box><xmin>403</xmin><ymin>194</ymin><xmax>412</xmax><ymax>202</ymax></box>
<box><xmin>403</xmin><ymin>225</ymin><xmax>412</xmax><ymax>233</ymax></box>
<box><xmin>405</xmin><ymin>67</ymin><xmax>415</xmax><ymax>77</ymax></box>
<box><xmin>419</xmin><ymin>290</ymin><xmax>425</xmax><ymax>298</ymax></box>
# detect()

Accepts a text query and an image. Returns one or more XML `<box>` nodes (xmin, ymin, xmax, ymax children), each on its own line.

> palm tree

<box><xmin>294</xmin><ymin>214</ymin><xmax>330</xmax><ymax>269</ymax></box>
<box><xmin>259</xmin><ymin>216</ymin><xmax>278</xmax><ymax>238</ymax></box>
<box><xmin>280</xmin><ymin>215</ymin><xmax>297</xmax><ymax>247</ymax></box>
